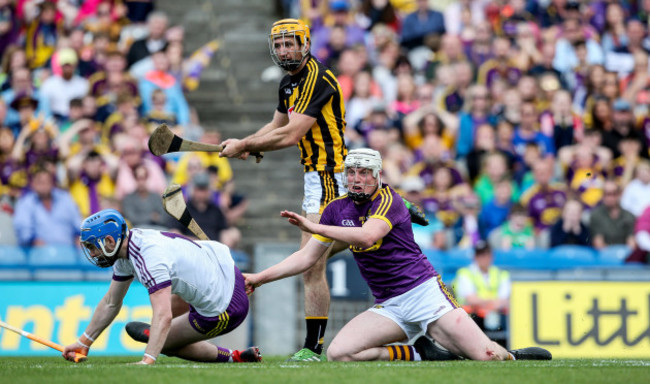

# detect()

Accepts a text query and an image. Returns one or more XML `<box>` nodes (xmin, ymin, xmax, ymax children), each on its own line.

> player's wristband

<box><xmin>83</xmin><ymin>332</ymin><xmax>95</xmax><ymax>342</ymax></box>
<box><xmin>144</xmin><ymin>353</ymin><xmax>157</xmax><ymax>362</ymax></box>
<box><xmin>77</xmin><ymin>339</ymin><xmax>90</xmax><ymax>348</ymax></box>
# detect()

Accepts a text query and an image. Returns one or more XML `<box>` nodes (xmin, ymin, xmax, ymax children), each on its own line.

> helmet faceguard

<box><xmin>80</xmin><ymin>209</ymin><xmax>128</xmax><ymax>268</ymax></box>
<box><xmin>269</xmin><ymin>19</ymin><xmax>310</xmax><ymax>72</ymax></box>
<box><xmin>344</xmin><ymin>148</ymin><xmax>383</xmax><ymax>202</ymax></box>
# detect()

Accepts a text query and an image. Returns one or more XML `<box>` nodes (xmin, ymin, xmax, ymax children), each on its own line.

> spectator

<box><xmin>356</xmin><ymin>0</ymin><xmax>400</xmax><ymax>33</ymax></box>
<box><xmin>628</xmin><ymin>206</ymin><xmax>650</xmax><ymax>264</ymax></box>
<box><xmin>114</xmin><ymin>136</ymin><xmax>166</xmax><ymax>200</ymax></box>
<box><xmin>553</xmin><ymin>17</ymin><xmax>604</xmax><ymax>74</ymax></box>
<box><xmin>312</xmin><ymin>1</ymin><xmax>365</xmax><ymax>63</ymax></box>
<box><xmin>601</xmin><ymin>98</ymin><xmax>637</xmax><ymax>158</ymax></box>
<box><xmin>478</xmin><ymin>178</ymin><xmax>513</xmax><ymax>240</ymax></box>
<box><xmin>464</xmin><ymin>21</ymin><xmax>494</xmax><ymax>70</ymax></box>
<box><xmin>610</xmin><ymin>130</ymin><xmax>644</xmax><ymax>186</ymax></box>
<box><xmin>126</xmin><ymin>10</ymin><xmax>168</xmax><ymax>68</ymax></box>
<box><xmin>477</xmin><ymin>37</ymin><xmax>522</xmax><ymax>90</ymax></box>
<box><xmin>39</xmin><ymin>48</ymin><xmax>89</xmax><ymax>124</ymax></box>
<box><xmin>491</xmin><ymin>203</ymin><xmax>535</xmax><ymax>250</ymax></box>
<box><xmin>407</xmin><ymin>134</ymin><xmax>463</xmax><ymax>189</ymax></box>
<box><xmin>138</xmin><ymin>48</ymin><xmax>190</xmax><ymax>126</ymax></box>
<box><xmin>400</xmin><ymin>0</ymin><xmax>445</xmax><ymax>51</ymax></box>
<box><xmin>345</xmin><ymin>70</ymin><xmax>383</xmax><ymax>131</ymax></box>
<box><xmin>24</xmin><ymin>1</ymin><xmax>61</xmax><ymax>69</ymax></box>
<box><xmin>0</xmin><ymin>0</ymin><xmax>19</xmax><ymax>58</ymax></box>
<box><xmin>171</xmin><ymin>131</ymin><xmax>233</xmax><ymax>191</ymax></box>
<box><xmin>444</xmin><ymin>0</ymin><xmax>486</xmax><ymax>37</ymax></box>
<box><xmin>453</xmin><ymin>240</ymin><xmax>510</xmax><ymax>345</ymax></box>
<box><xmin>13</xmin><ymin>166</ymin><xmax>81</xmax><ymax>246</ymax></box>
<box><xmin>563</xmin><ymin>143</ymin><xmax>606</xmax><ymax>209</ymax></box>
<box><xmin>512</xmin><ymin>101</ymin><xmax>555</xmax><ymax>165</ymax></box>
<box><xmin>88</xmin><ymin>50</ymin><xmax>139</xmax><ymax>117</ymax></box>
<box><xmin>589</xmin><ymin>180</ymin><xmax>636</xmax><ymax>249</ymax></box>
<box><xmin>474</xmin><ymin>151</ymin><xmax>519</xmax><ymax>206</ymax></box>
<box><xmin>520</xmin><ymin>159</ymin><xmax>567</xmax><ymax>230</ymax></box>
<box><xmin>621</xmin><ymin>160</ymin><xmax>650</xmax><ymax>217</ymax></box>
<box><xmin>2</xmin><ymin>67</ymin><xmax>49</xmax><ymax>132</ymax></box>
<box><xmin>68</xmin><ymin>150</ymin><xmax>115</xmax><ymax>217</ymax></box>
<box><xmin>122</xmin><ymin>163</ymin><xmax>167</xmax><ymax>229</ymax></box>
<box><xmin>550</xmin><ymin>199</ymin><xmax>590</xmax><ymax>247</ymax></box>
<box><xmin>455</xmin><ymin>84</ymin><xmax>498</xmax><ymax>158</ymax></box>
<box><xmin>402</xmin><ymin>175</ymin><xmax>446</xmax><ymax>250</ymax></box>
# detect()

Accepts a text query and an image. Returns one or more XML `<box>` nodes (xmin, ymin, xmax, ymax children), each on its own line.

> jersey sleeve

<box><xmin>131</xmin><ymin>243</ymin><xmax>173</xmax><ymax>294</ymax></box>
<box><xmin>112</xmin><ymin>259</ymin><xmax>135</xmax><ymax>281</ymax></box>
<box><xmin>293</xmin><ymin>68</ymin><xmax>336</xmax><ymax>118</ymax></box>
<box><xmin>312</xmin><ymin>201</ymin><xmax>337</xmax><ymax>244</ymax></box>
<box><xmin>368</xmin><ymin>188</ymin><xmax>408</xmax><ymax>229</ymax></box>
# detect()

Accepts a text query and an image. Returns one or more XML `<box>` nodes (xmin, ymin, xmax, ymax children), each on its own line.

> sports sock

<box><xmin>304</xmin><ymin>316</ymin><xmax>328</xmax><ymax>354</ymax></box>
<box><xmin>216</xmin><ymin>346</ymin><xmax>233</xmax><ymax>363</ymax></box>
<box><xmin>386</xmin><ymin>345</ymin><xmax>421</xmax><ymax>361</ymax></box>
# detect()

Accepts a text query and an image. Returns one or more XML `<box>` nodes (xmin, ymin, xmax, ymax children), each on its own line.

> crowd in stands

<box><xmin>281</xmin><ymin>0</ymin><xmax>650</xmax><ymax>264</ymax></box>
<box><xmin>0</xmin><ymin>0</ymin><xmax>247</xmax><ymax>257</ymax></box>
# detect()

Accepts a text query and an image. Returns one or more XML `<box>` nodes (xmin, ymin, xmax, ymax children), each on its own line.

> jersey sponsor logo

<box><xmin>288</xmin><ymin>105</ymin><xmax>294</xmax><ymax>117</ymax></box>
<box><xmin>341</xmin><ymin>219</ymin><xmax>355</xmax><ymax>226</ymax></box>
<box><xmin>284</xmin><ymin>87</ymin><xmax>293</xmax><ymax>95</ymax></box>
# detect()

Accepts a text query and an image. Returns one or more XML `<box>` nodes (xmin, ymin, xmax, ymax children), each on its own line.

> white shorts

<box><xmin>368</xmin><ymin>276</ymin><xmax>459</xmax><ymax>341</ymax></box>
<box><xmin>302</xmin><ymin>171</ymin><xmax>347</xmax><ymax>214</ymax></box>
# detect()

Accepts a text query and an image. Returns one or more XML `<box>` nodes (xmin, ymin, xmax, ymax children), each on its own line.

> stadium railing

<box><xmin>0</xmin><ymin>244</ymin><xmax>251</xmax><ymax>280</ymax></box>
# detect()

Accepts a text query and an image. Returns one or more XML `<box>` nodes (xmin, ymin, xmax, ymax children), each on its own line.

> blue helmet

<box><xmin>80</xmin><ymin>209</ymin><xmax>128</xmax><ymax>268</ymax></box>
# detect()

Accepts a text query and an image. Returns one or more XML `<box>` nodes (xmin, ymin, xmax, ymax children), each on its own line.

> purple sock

<box><xmin>215</xmin><ymin>346</ymin><xmax>232</xmax><ymax>363</ymax></box>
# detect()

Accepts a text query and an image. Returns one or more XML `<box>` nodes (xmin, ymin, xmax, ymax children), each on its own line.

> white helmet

<box><xmin>344</xmin><ymin>148</ymin><xmax>382</xmax><ymax>201</ymax></box>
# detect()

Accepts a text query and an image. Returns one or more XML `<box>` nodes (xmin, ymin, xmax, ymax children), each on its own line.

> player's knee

<box><xmin>326</xmin><ymin>346</ymin><xmax>352</xmax><ymax>362</ymax></box>
<box><xmin>471</xmin><ymin>345</ymin><xmax>503</xmax><ymax>361</ymax></box>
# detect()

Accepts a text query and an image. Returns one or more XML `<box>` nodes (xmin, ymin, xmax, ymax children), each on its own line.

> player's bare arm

<box><xmin>223</xmin><ymin>113</ymin><xmax>315</xmax><ymax>158</ymax></box>
<box><xmin>220</xmin><ymin>111</ymin><xmax>291</xmax><ymax>159</ymax></box>
<box><xmin>62</xmin><ymin>278</ymin><xmax>132</xmax><ymax>361</ymax></box>
<box><xmin>135</xmin><ymin>286</ymin><xmax>173</xmax><ymax>365</ymax></box>
<box><xmin>246</xmin><ymin>239</ymin><xmax>328</xmax><ymax>291</ymax></box>
<box><xmin>284</xmin><ymin>209</ymin><xmax>390</xmax><ymax>249</ymax></box>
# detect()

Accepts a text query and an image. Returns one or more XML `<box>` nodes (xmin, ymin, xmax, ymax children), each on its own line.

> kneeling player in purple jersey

<box><xmin>62</xmin><ymin>209</ymin><xmax>261</xmax><ymax>365</ymax></box>
<box><xmin>244</xmin><ymin>149</ymin><xmax>551</xmax><ymax>362</ymax></box>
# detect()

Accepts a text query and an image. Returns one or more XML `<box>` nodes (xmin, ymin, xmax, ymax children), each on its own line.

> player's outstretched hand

<box><xmin>243</xmin><ymin>273</ymin><xmax>261</xmax><ymax>295</ymax></box>
<box><xmin>281</xmin><ymin>210</ymin><xmax>317</xmax><ymax>233</ymax></box>
<box><xmin>62</xmin><ymin>342</ymin><xmax>88</xmax><ymax>362</ymax></box>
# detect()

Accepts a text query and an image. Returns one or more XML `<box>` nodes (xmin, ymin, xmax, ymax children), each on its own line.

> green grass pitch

<box><xmin>1</xmin><ymin>356</ymin><xmax>649</xmax><ymax>384</ymax></box>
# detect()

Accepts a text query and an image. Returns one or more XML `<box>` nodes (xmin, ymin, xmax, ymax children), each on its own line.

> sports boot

<box><xmin>232</xmin><ymin>346</ymin><xmax>262</xmax><ymax>362</ymax></box>
<box><xmin>125</xmin><ymin>321</ymin><xmax>150</xmax><ymax>343</ymax></box>
<box><xmin>287</xmin><ymin>348</ymin><xmax>325</xmax><ymax>362</ymax></box>
<box><xmin>509</xmin><ymin>347</ymin><xmax>552</xmax><ymax>360</ymax></box>
<box><xmin>414</xmin><ymin>336</ymin><xmax>461</xmax><ymax>360</ymax></box>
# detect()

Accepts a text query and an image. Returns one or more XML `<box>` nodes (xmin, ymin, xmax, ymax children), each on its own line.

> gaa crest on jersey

<box><xmin>341</xmin><ymin>219</ymin><xmax>355</xmax><ymax>226</ymax></box>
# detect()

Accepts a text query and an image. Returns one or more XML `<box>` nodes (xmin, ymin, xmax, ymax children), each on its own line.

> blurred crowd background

<box><xmin>279</xmin><ymin>0</ymin><xmax>650</xmax><ymax>263</ymax></box>
<box><xmin>0</xmin><ymin>0</ymin><xmax>247</xmax><ymax>257</ymax></box>
<box><xmin>1</xmin><ymin>0</ymin><xmax>650</xmax><ymax>266</ymax></box>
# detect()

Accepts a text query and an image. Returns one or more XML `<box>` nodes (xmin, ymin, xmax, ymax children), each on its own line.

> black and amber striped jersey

<box><xmin>277</xmin><ymin>55</ymin><xmax>347</xmax><ymax>172</ymax></box>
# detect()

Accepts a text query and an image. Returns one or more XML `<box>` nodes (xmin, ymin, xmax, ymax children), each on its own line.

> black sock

<box><xmin>303</xmin><ymin>317</ymin><xmax>327</xmax><ymax>354</ymax></box>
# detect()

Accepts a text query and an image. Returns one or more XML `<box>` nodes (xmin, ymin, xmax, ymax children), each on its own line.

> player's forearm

<box><xmin>84</xmin><ymin>298</ymin><xmax>123</xmax><ymax>340</ymax></box>
<box><xmin>144</xmin><ymin>313</ymin><xmax>172</xmax><ymax>361</ymax></box>
<box><xmin>316</xmin><ymin>225</ymin><xmax>378</xmax><ymax>249</ymax></box>
<box><xmin>247</xmin><ymin>121</ymin><xmax>278</xmax><ymax>140</ymax></box>
<box><xmin>258</xmin><ymin>249</ymin><xmax>319</xmax><ymax>285</ymax></box>
<box><xmin>243</xmin><ymin>127</ymin><xmax>298</xmax><ymax>153</ymax></box>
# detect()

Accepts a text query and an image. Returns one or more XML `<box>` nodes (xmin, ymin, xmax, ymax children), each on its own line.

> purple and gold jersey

<box><xmin>313</xmin><ymin>185</ymin><xmax>437</xmax><ymax>303</ymax></box>
<box><xmin>520</xmin><ymin>183</ymin><xmax>567</xmax><ymax>229</ymax></box>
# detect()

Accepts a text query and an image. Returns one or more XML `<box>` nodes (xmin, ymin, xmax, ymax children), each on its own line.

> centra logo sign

<box><xmin>510</xmin><ymin>281</ymin><xmax>650</xmax><ymax>358</ymax></box>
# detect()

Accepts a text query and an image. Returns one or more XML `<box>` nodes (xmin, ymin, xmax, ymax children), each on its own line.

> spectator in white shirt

<box><xmin>39</xmin><ymin>48</ymin><xmax>89</xmax><ymax>123</ymax></box>
<box><xmin>621</xmin><ymin>160</ymin><xmax>650</xmax><ymax>216</ymax></box>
